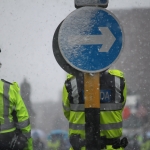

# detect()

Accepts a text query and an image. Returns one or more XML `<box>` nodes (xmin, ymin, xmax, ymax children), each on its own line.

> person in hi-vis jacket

<box><xmin>62</xmin><ymin>69</ymin><xmax>128</xmax><ymax>150</ymax></box>
<box><xmin>0</xmin><ymin>49</ymin><xmax>33</xmax><ymax>150</ymax></box>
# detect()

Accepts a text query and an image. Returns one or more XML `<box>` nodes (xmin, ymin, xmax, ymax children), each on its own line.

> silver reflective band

<box><xmin>3</xmin><ymin>82</ymin><xmax>10</xmax><ymax>125</ymax></box>
<box><xmin>1</xmin><ymin>82</ymin><xmax>15</xmax><ymax>131</ymax></box>
<box><xmin>69</xmin><ymin>121</ymin><xmax>122</xmax><ymax>130</ymax></box>
<box><xmin>16</xmin><ymin>119</ymin><xmax>30</xmax><ymax>129</ymax></box>
<box><xmin>63</xmin><ymin>104</ymin><xmax>70</xmax><ymax>111</ymax></box>
<box><xmin>101</xmin><ymin>122</ymin><xmax>122</xmax><ymax>130</ymax></box>
<box><xmin>0</xmin><ymin>122</ymin><xmax>15</xmax><ymax>131</ymax></box>
<box><xmin>69</xmin><ymin>123</ymin><xmax>85</xmax><ymax>130</ymax></box>
<box><xmin>115</xmin><ymin>76</ymin><xmax>121</xmax><ymax>103</ymax></box>
<box><xmin>70</xmin><ymin>104</ymin><xmax>84</xmax><ymax>111</ymax></box>
<box><xmin>69</xmin><ymin>103</ymin><xmax>123</xmax><ymax>111</ymax></box>
<box><xmin>71</xmin><ymin>78</ymin><xmax>79</xmax><ymax>104</ymax></box>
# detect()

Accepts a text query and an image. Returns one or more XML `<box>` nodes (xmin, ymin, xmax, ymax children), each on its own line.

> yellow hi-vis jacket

<box><xmin>47</xmin><ymin>140</ymin><xmax>61</xmax><ymax>150</ymax></box>
<box><xmin>62</xmin><ymin>70</ymin><xmax>127</xmax><ymax>150</ymax></box>
<box><xmin>0</xmin><ymin>79</ymin><xmax>33</xmax><ymax>150</ymax></box>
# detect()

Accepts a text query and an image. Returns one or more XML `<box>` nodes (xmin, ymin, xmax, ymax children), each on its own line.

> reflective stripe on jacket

<box><xmin>62</xmin><ymin>70</ymin><xmax>127</xmax><ymax>141</ymax></box>
<box><xmin>0</xmin><ymin>79</ymin><xmax>33</xmax><ymax>150</ymax></box>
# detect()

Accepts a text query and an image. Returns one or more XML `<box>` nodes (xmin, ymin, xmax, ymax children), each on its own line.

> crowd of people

<box><xmin>31</xmin><ymin>129</ymin><xmax>70</xmax><ymax>150</ymax></box>
<box><xmin>31</xmin><ymin>128</ymin><xmax>150</xmax><ymax>150</ymax></box>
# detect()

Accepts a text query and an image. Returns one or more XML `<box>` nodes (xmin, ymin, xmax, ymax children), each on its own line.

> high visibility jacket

<box><xmin>47</xmin><ymin>140</ymin><xmax>61</xmax><ymax>150</ymax></box>
<box><xmin>62</xmin><ymin>70</ymin><xmax>127</xmax><ymax>150</ymax></box>
<box><xmin>0</xmin><ymin>79</ymin><xmax>33</xmax><ymax>150</ymax></box>
<box><xmin>141</xmin><ymin>140</ymin><xmax>150</xmax><ymax>150</ymax></box>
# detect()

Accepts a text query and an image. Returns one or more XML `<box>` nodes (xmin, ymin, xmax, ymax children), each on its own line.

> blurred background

<box><xmin>0</xmin><ymin>0</ymin><xmax>150</xmax><ymax>149</ymax></box>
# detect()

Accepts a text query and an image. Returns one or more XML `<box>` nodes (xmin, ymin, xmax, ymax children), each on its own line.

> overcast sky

<box><xmin>0</xmin><ymin>0</ymin><xmax>150</xmax><ymax>103</ymax></box>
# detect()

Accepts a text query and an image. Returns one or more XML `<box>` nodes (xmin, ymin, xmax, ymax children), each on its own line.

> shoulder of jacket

<box><xmin>108</xmin><ymin>69</ymin><xmax>124</xmax><ymax>78</ymax></box>
<box><xmin>66</xmin><ymin>74</ymin><xmax>74</xmax><ymax>80</ymax></box>
<box><xmin>1</xmin><ymin>80</ymin><xmax>20</xmax><ymax>92</ymax></box>
<box><xmin>12</xmin><ymin>82</ymin><xmax>20</xmax><ymax>92</ymax></box>
<box><xmin>1</xmin><ymin>79</ymin><xmax>13</xmax><ymax>85</ymax></box>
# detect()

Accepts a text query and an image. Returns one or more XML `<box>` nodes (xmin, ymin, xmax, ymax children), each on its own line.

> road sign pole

<box><xmin>54</xmin><ymin>6</ymin><xmax>124</xmax><ymax>150</ymax></box>
<box><xmin>84</xmin><ymin>73</ymin><xmax>100</xmax><ymax>150</ymax></box>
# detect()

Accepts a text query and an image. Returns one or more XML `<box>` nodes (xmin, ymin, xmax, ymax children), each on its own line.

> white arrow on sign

<box><xmin>68</xmin><ymin>27</ymin><xmax>116</xmax><ymax>52</ymax></box>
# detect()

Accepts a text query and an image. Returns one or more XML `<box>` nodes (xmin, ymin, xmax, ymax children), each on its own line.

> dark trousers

<box><xmin>0</xmin><ymin>131</ymin><xmax>21</xmax><ymax>150</ymax></box>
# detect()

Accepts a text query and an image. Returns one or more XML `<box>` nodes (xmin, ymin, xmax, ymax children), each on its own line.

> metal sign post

<box><xmin>84</xmin><ymin>73</ymin><xmax>100</xmax><ymax>149</ymax></box>
<box><xmin>53</xmin><ymin>4</ymin><xmax>124</xmax><ymax>150</ymax></box>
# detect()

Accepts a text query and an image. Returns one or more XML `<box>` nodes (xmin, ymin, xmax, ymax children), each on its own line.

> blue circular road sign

<box><xmin>58</xmin><ymin>7</ymin><xmax>124</xmax><ymax>73</ymax></box>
